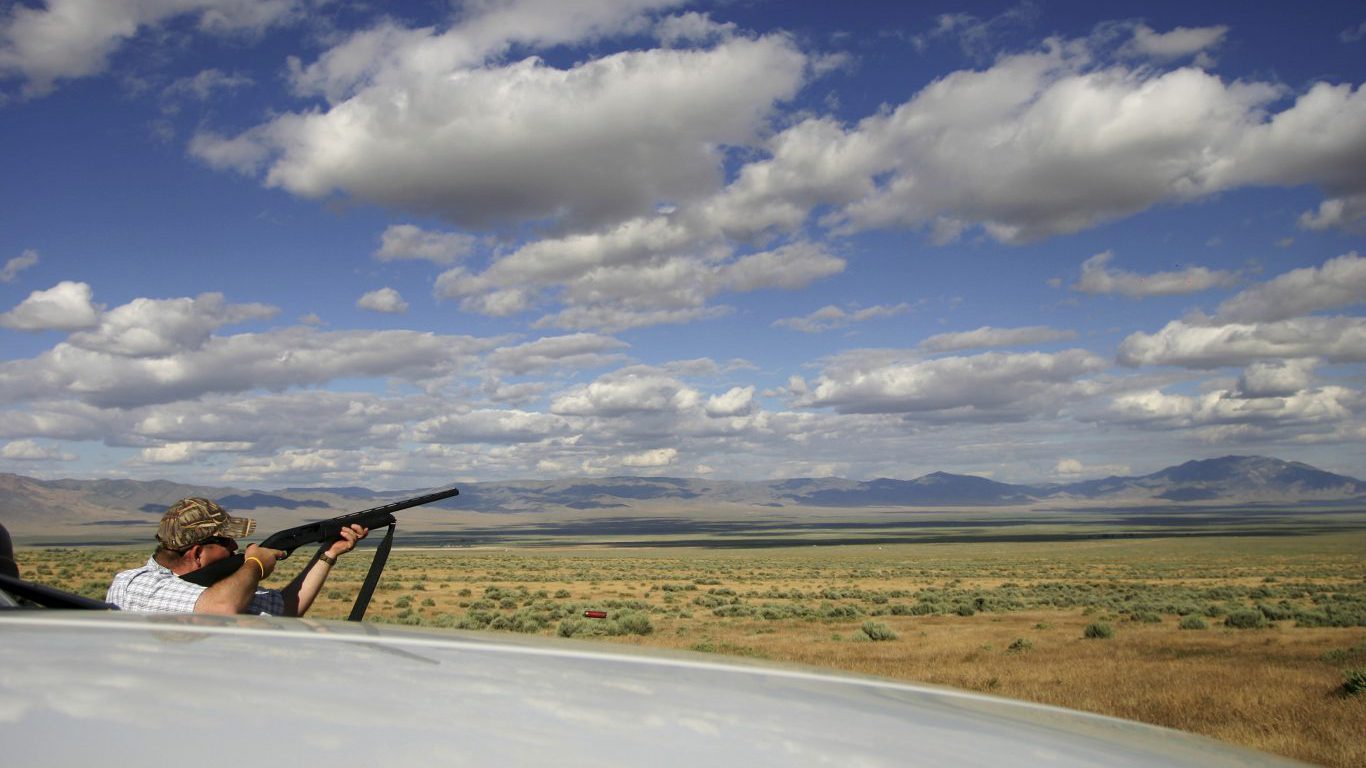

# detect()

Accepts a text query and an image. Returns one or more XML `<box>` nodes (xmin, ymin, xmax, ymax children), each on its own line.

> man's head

<box><xmin>154</xmin><ymin>498</ymin><xmax>255</xmax><ymax>572</ymax></box>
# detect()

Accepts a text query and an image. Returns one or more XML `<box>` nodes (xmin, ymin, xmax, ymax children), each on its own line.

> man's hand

<box><xmin>243</xmin><ymin>544</ymin><xmax>286</xmax><ymax>579</ymax></box>
<box><xmin>325</xmin><ymin>524</ymin><xmax>369</xmax><ymax>558</ymax></box>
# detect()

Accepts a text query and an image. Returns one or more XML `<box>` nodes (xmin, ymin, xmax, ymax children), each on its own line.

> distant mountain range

<box><xmin>448</xmin><ymin>456</ymin><xmax>1366</xmax><ymax>510</ymax></box>
<box><xmin>2</xmin><ymin>456</ymin><xmax>1363</xmax><ymax>537</ymax></box>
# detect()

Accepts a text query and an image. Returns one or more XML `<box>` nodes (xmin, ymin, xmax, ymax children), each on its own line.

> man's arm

<box><xmin>194</xmin><ymin>545</ymin><xmax>282</xmax><ymax>615</ymax></box>
<box><xmin>280</xmin><ymin>524</ymin><xmax>368</xmax><ymax>617</ymax></box>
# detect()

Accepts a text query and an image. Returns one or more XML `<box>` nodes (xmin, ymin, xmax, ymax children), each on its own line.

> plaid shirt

<box><xmin>106</xmin><ymin>556</ymin><xmax>285</xmax><ymax>615</ymax></box>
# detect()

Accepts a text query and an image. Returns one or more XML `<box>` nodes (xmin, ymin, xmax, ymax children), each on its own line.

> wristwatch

<box><xmin>319</xmin><ymin>553</ymin><xmax>338</xmax><ymax>566</ymax></box>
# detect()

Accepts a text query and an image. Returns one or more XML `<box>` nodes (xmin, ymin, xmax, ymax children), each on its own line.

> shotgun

<box><xmin>181</xmin><ymin>486</ymin><xmax>459</xmax><ymax>587</ymax></box>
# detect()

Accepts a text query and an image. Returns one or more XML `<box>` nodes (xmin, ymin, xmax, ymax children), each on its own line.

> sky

<box><xmin>0</xmin><ymin>0</ymin><xmax>1363</xmax><ymax>491</ymax></box>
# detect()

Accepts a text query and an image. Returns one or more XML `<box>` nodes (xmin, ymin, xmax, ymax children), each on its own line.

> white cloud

<box><xmin>705</xmin><ymin>386</ymin><xmax>754</xmax><ymax>417</ymax></box>
<box><xmin>1073</xmin><ymin>251</ymin><xmax>1238</xmax><ymax>297</ymax></box>
<box><xmin>550</xmin><ymin>368</ymin><xmax>700</xmax><ymax>417</ymax></box>
<box><xmin>0</xmin><ymin>326</ymin><xmax>496</xmax><ymax>409</ymax></box>
<box><xmin>1107</xmin><ymin>385</ymin><xmax>1357</xmax><ymax>432</ymax></box>
<box><xmin>1116</xmin><ymin>254</ymin><xmax>1366</xmax><ymax>370</ymax></box>
<box><xmin>720</xmin><ymin>242</ymin><xmax>846</xmax><ymax>291</ymax></box>
<box><xmin>798</xmin><ymin>349</ymin><xmax>1107</xmax><ymax>416</ymax></box>
<box><xmin>1298</xmin><ymin>194</ymin><xmax>1366</xmax><ymax>234</ymax></box>
<box><xmin>1</xmin><ymin>249</ymin><xmax>39</xmax><ymax>283</ymax></box>
<box><xmin>700</xmin><ymin>34</ymin><xmax>1365</xmax><ymax>248</ymax></box>
<box><xmin>533</xmin><ymin>304</ymin><xmax>729</xmax><ymax>333</ymax></box>
<box><xmin>1</xmin><ymin>439</ymin><xmax>75</xmax><ymax>461</ymax></box>
<box><xmin>621</xmin><ymin>447</ymin><xmax>677</xmax><ymax>468</ymax></box>
<box><xmin>1054</xmin><ymin>458</ymin><xmax>1130</xmax><ymax>478</ymax></box>
<box><xmin>1214</xmin><ymin>252</ymin><xmax>1366</xmax><ymax>323</ymax></box>
<box><xmin>0</xmin><ymin>281</ymin><xmax>102</xmax><ymax>331</ymax></box>
<box><xmin>920</xmin><ymin>325</ymin><xmax>1076</xmax><ymax>353</ymax></box>
<box><xmin>356</xmin><ymin>287</ymin><xmax>409</xmax><ymax>314</ymax></box>
<box><xmin>655</xmin><ymin>11</ymin><xmax>735</xmax><ymax>47</ymax></box>
<box><xmin>68</xmin><ymin>292</ymin><xmax>277</xmax><ymax>356</ymax></box>
<box><xmin>128</xmin><ymin>391</ymin><xmax>443</xmax><ymax>449</ymax></box>
<box><xmin>410</xmin><ymin>409</ymin><xmax>574</xmax><ymax>445</ymax></box>
<box><xmin>1118</xmin><ymin>316</ymin><xmax>1366</xmax><ymax>369</ymax></box>
<box><xmin>1208</xmin><ymin>81</ymin><xmax>1366</xmax><ymax>200</ymax></box>
<box><xmin>375</xmin><ymin>224</ymin><xmax>475</xmax><ymax>265</ymax></box>
<box><xmin>139</xmin><ymin>440</ymin><xmax>252</xmax><ymax>464</ymax></box>
<box><xmin>221</xmin><ymin>448</ymin><xmax>349</xmax><ymax>483</ymax></box>
<box><xmin>774</xmin><ymin>303</ymin><xmax>913</xmax><ymax>333</ymax></box>
<box><xmin>195</xmin><ymin>32</ymin><xmax>807</xmax><ymax>231</ymax></box>
<box><xmin>1121</xmin><ymin>24</ymin><xmax>1227</xmax><ymax>61</ymax></box>
<box><xmin>1237</xmin><ymin>360</ymin><xmax>1317</xmax><ymax>398</ymax></box>
<box><xmin>487</xmin><ymin>333</ymin><xmax>629</xmax><ymax>376</ymax></box>
<box><xmin>0</xmin><ymin>0</ymin><xmax>299</xmax><ymax>97</ymax></box>
<box><xmin>440</xmin><ymin>227</ymin><xmax>843</xmax><ymax>331</ymax></box>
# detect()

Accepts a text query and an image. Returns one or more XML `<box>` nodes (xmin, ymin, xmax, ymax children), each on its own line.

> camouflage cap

<box><xmin>156</xmin><ymin>497</ymin><xmax>255</xmax><ymax>550</ymax></box>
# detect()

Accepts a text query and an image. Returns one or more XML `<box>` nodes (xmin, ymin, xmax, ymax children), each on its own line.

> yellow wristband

<box><xmin>245</xmin><ymin>556</ymin><xmax>265</xmax><ymax>579</ymax></box>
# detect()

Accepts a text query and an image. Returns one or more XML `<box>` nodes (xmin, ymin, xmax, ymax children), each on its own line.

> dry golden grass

<box><xmin>19</xmin><ymin>531</ymin><xmax>1366</xmax><ymax>767</ymax></box>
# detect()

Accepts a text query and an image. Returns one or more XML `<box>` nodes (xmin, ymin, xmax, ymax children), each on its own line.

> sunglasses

<box><xmin>199</xmin><ymin>536</ymin><xmax>238</xmax><ymax>553</ymax></box>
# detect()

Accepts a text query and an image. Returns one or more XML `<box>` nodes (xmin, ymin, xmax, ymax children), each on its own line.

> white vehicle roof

<box><xmin>0</xmin><ymin>611</ymin><xmax>1306</xmax><ymax>767</ymax></box>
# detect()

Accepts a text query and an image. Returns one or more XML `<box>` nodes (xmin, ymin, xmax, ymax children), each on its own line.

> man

<box><xmin>107</xmin><ymin>497</ymin><xmax>367</xmax><ymax>616</ymax></box>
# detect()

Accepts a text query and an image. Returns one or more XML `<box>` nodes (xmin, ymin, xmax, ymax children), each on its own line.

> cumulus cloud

<box><xmin>1118</xmin><ymin>316</ymin><xmax>1366</xmax><ymax>368</ymax></box>
<box><xmin>193</xmin><ymin>31</ymin><xmax>807</xmax><ymax>231</ymax></box>
<box><xmin>774</xmin><ymin>303</ymin><xmax>913</xmax><ymax>333</ymax></box>
<box><xmin>139</xmin><ymin>440</ymin><xmax>252</xmax><ymax>464</ymax></box>
<box><xmin>1120</xmin><ymin>24</ymin><xmax>1227</xmax><ymax>61</ymax></box>
<box><xmin>1214</xmin><ymin>252</ymin><xmax>1366</xmax><ymax>323</ymax></box>
<box><xmin>1</xmin><ymin>249</ymin><xmax>39</xmax><ymax>282</ymax></box>
<box><xmin>410</xmin><ymin>409</ymin><xmax>574</xmax><ymax>445</ymax></box>
<box><xmin>487</xmin><ymin>333</ymin><xmax>629</xmax><ymax>376</ymax></box>
<box><xmin>1107</xmin><ymin>385</ymin><xmax>1357</xmax><ymax>433</ymax></box>
<box><xmin>1073</xmin><ymin>251</ymin><xmax>1239</xmax><ymax>297</ymax></box>
<box><xmin>705</xmin><ymin>386</ymin><xmax>754</xmax><ymax>417</ymax></box>
<box><xmin>0</xmin><ymin>281</ymin><xmax>102</xmax><ymax>331</ymax></box>
<box><xmin>68</xmin><ymin>292</ymin><xmax>277</xmax><ymax>356</ymax></box>
<box><xmin>177</xmin><ymin>19</ymin><xmax>1366</xmax><ymax>338</ymax></box>
<box><xmin>621</xmin><ymin>447</ymin><xmax>678</xmax><ymax>468</ymax></box>
<box><xmin>441</xmin><ymin>229</ymin><xmax>843</xmax><ymax>331</ymax></box>
<box><xmin>920</xmin><ymin>325</ymin><xmax>1076</xmax><ymax>353</ymax></box>
<box><xmin>1237</xmin><ymin>360</ymin><xmax>1317</xmax><ymax>398</ymax></box>
<box><xmin>1054</xmin><ymin>458</ymin><xmax>1131</xmax><ymax>478</ymax></box>
<box><xmin>797</xmin><ymin>349</ymin><xmax>1107</xmax><ymax>416</ymax></box>
<box><xmin>127</xmin><ymin>391</ymin><xmax>444</xmax><ymax>449</ymax></box>
<box><xmin>375</xmin><ymin>224</ymin><xmax>476</xmax><ymax>265</ymax></box>
<box><xmin>1298</xmin><ymin>194</ymin><xmax>1366</xmax><ymax>234</ymax></box>
<box><xmin>356</xmin><ymin>288</ymin><xmax>409</xmax><ymax>314</ymax></box>
<box><xmin>0</xmin><ymin>0</ymin><xmax>300</xmax><ymax>97</ymax></box>
<box><xmin>1118</xmin><ymin>255</ymin><xmax>1366</xmax><ymax>369</ymax></box>
<box><xmin>0</xmin><ymin>325</ymin><xmax>496</xmax><ymax>409</ymax></box>
<box><xmin>1</xmin><ymin>439</ymin><xmax>75</xmax><ymax>461</ymax></box>
<box><xmin>550</xmin><ymin>368</ymin><xmax>700</xmax><ymax>417</ymax></box>
<box><xmin>700</xmin><ymin>35</ymin><xmax>1365</xmax><ymax>247</ymax></box>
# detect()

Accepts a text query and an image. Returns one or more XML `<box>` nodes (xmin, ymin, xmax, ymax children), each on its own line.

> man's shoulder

<box><xmin>111</xmin><ymin>557</ymin><xmax>165</xmax><ymax>580</ymax></box>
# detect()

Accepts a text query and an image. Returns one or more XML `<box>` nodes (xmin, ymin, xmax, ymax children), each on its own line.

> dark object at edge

<box><xmin>0</xmin><ymin>572</ymin><xmax>117</xmax><ymax>610</ymax></box>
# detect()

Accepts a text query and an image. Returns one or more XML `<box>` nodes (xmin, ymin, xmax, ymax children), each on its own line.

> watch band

<box><xmin>319</xmin><ymin>552</ymin><xmax>337</xmax><ymax>566</ymax></box>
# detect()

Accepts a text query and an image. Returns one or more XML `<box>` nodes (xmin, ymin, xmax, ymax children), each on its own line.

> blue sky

<box><xmin>0</xmin><ymin>0</ymin><xmax>1363</xmax><ymax>490</ymax></box>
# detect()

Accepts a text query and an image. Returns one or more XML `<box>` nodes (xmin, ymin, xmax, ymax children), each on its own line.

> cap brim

<box><xmin>218</xmin><ymin>515</ymin><xmax>256</xmax><ymax>540</ymax></box>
